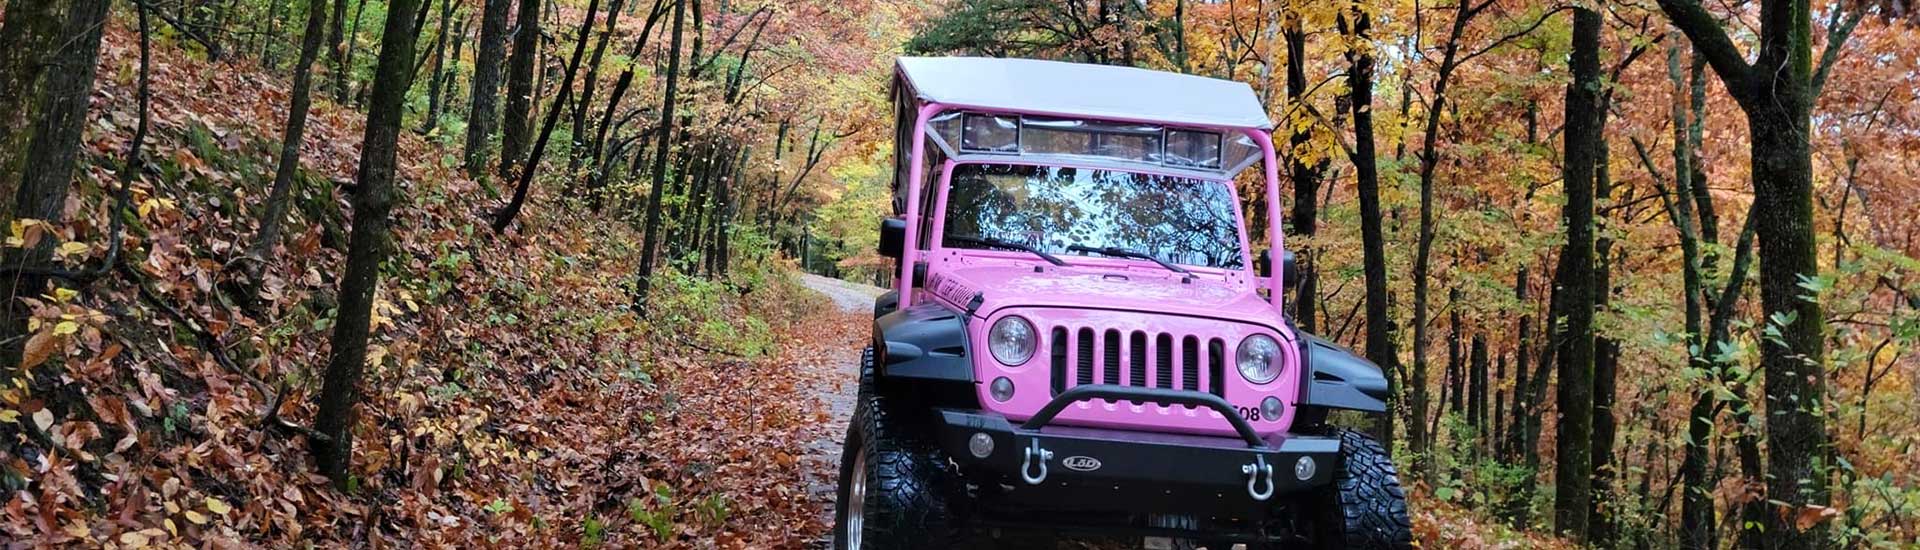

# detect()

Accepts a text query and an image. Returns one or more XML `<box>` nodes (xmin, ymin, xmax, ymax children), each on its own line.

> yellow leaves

<box><xmin>137</xmin><ymin>197</ymin><xmax>177</xmax><ymax>219</ymax></box>
<box><xmin>0</xmin><ymin>410</ymin><xmax>18</xmax><ymax>423</ymax></box>
<box><xmin>6</xmin><ymin>218</ymin><xmax>47</xmax><ymax>248</ymax></box>
<box><xmin>205</xmin><ymin>497</ymin><xmax>232</xmax><ymax>516</ymax></box>
<box><xmin>183</xmin><ymin>510</ymin><xmax>209</xmax><ymax>525</ymax></box>
<box><xmin>56</xmin><ymin>241</ymin><xmax>90</xmax><ymax>258</ymax></box>
<box><xmin>54</xmin><ymin>320</ymin><xmax>80</xmax><ymax>336</ymax></box>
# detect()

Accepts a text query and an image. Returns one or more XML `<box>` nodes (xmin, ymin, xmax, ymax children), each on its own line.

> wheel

<box><xmin>1312</xmin><ymin>428</ymin><xmax>1413</xmax><ymax>550</ymax></box>
<box><xmin>832</xmin><ymin>349</ymin><xmax>959</xmax><ymax>549</ymax></box>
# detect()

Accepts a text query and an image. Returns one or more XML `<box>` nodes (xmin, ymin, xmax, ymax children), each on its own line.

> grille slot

<box><xmin>1181</xmin><ymin>336</ymin><xmax>1200</xmax><ymax>392</ymax></box>
<box><xmin>1102</xmin><ymin>330</ymin><xmax>1122</xmax><ymax>384</ymax></box>
<box><xmin>1050</xmin><ymin>327</ymin><xmax>1068</xmax><ymax>396</ymax></box>
<box><xmin>1128</xmin><ymin>331</ymin><xmax>1148</xmax><ymax>386</ymax></box>
<box><xmin>1208</xmin><ymin>338</ymin><xmax>1227</xmax><ymax>398</ymax></box>
<box><xmin>1155</xmin><ymin>334</ymin><xmax>1174</xmax><ymax>389</ymax></box>
<box><xmin>1075</xmin><ymin>328</ymin><xmax>1095</xmax><ymax>386</ymax></box>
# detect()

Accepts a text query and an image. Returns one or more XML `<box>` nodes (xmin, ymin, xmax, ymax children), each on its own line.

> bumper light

<box><xmin>990</xmin><ymin>377</ymin><xmax>1015</xmax><ymax>402</ymax></box>
<box><xmin>1261</xmin><ymin>396</ymin><xmax>1284</xmax><ymax>421</ymax></box>
<box><xmin>1295</xmin><ymin>456</ymin><xmax>1317</xmax><ymax>480</ymax></box>
<box><xmin>969</xmin><ymin>432</ymin><xmax>995</xmax><ymax>458</ymax></box>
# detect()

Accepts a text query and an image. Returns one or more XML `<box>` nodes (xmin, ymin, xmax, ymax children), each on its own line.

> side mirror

<box><xmin>1282</xmin><ymin>250</ymin><xmax>1299</xmax><ymax>291</ymax></box>
<box><xmin>879</xmin><ymin>217</ymin><xmax>907</xmax><ymax>258</ymax></box>
<box><xmin>1255</xmin><ymin>249</ymin><xmax>1272</xmax><ymax>278</ymax></box>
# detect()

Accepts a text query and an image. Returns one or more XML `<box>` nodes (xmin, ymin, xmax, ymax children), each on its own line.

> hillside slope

<box><xmin>3</xmin><ymin>16</ymin><xmax>849</xmax><ymax>547</ymax></box>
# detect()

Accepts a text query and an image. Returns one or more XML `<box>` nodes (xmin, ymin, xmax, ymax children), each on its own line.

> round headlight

<box><xmin>988</xmin><ymin>316</ymin><xmax>1037</xmax><ymax>365</ymax></box>
<box><xmin>1236</xmin><ymin>334</ymin><xmax>1283</xmax><ymax>384</ymax></box>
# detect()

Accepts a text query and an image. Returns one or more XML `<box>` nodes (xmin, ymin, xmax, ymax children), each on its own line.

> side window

<box><xmin>916</xmin><ymin>136</ymin><xmax>944</xmax><ymax>250</ymax></box>
<box><xmin>892</xmin><ymin>83</ymin><xmax>913</xmax><ymax>216</ymax></box>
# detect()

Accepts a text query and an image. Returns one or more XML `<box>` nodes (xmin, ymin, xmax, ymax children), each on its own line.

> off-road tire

<box><xmin>1313</xmin><ymin>428</ymin><xmax>1413</xmax><ymax>550</ymax></box>
<box><xmin>832</xmin><ymin>349</ymin><xmax>960</xmax><ymax>549</ymax></box>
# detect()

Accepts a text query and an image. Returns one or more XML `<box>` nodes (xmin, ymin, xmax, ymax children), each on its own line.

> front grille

<box><xmin>1047</xmin><ymin>325</ymin><xmax>1227</xmax><ymax>400</ymax></box>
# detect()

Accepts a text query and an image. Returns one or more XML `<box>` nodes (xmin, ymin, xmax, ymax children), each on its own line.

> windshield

<box><xmin>940</xmin><ymin>163</ymin><xmax>1246</xmax><ymax>270</ymax></box>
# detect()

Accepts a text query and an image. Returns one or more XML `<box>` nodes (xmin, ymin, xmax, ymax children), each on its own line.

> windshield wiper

<box><xmin>1066</xmin><ymin>244</ymin><xmax>1191</xmax><ymax>274</ymax></box>
<box><xmin>949</xmin><ymin>234</ymin><xmax>1068</xmax><ymax>266</ymax></box>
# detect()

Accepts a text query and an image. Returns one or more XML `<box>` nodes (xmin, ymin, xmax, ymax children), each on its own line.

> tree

<box><xmin>1655</xmin><ymin>0</ymin><xmax>1866</xmax><ymax>546</ymax></box>
<box><xmin>1551</xmin><ymin>5</ymin><xmax>1602</xmax><ymax>540</ymax></box>
<box><xmin>492</xmin><ymin>0</ymin><xmax>601</xmax><ymax>232</ymax></box>
<box><xmin>1340</xmin><ymin>1</ymin><xmax>1397</xmax><ymax>443</ymax></box>
<box><xmin>247</xmin><ymin>0</ymin><xmax>334</xmax><ymax>279</ymax></box>
<box><xmin>0</xmin><ymin>0</ymin><xmax>112</xmax><ymax>367</ymax></box>
<box><xmin>633</xmin><ymin>0</ymin><xmax>685</xmax><ymax>307</ymax></box>
<box><xmin>312</xmin><ymin>0</ymin><xmax>426</xmax><ymax>486</ymax></box>
<box><xmin>465</xmin><ymin>0</ymin><xmax>512</xmax><ymax>176</ymax></box>
<box><xmin>500</xmin><ymin>0</ymin><xmax>543</xmax><ymax>176</ymax></box>
<box><xmin>1284</xmin><ymin>16</ymin><xmax>1322</xmax><ymax>334</ymax></box>
<box><xmin>418</xmin><ymin>0</ymin><xmax>457</xmax><ymax>134</ymax></box>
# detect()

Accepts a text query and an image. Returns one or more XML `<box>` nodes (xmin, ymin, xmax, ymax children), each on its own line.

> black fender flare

<box><xmin>1297</xmin><ymin>331</ymin><xmax>1389</xmax><ymax>414</ymax></box>
<box><xmin>872</xmin><ymin>299</ymin><xmax>973</xmax><ymax>384</ymax></box>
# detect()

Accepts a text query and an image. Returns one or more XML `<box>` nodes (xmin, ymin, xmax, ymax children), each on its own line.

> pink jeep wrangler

<box><xmin>833</xmin><ymin>57</ymin><xmax>1411</xmax><ymax>549</ymax></box>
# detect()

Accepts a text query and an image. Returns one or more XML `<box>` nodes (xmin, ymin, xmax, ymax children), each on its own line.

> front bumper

<box><xmin>933</xmin><ymin>385</ymin><xmax>1340</xmax><ymax>513</ymax></box>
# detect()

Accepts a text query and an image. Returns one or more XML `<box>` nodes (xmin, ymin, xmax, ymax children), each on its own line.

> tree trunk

<box><xmin>1284</xmin><ymin>20</ymin><xmax>1319</xmax><ymax>333</ymax></box>
<box><xmin>569</xmin><ymin>0</ymin><xmax>624</xmax><ymax>176</ymax></box>
<box><xmin>1552</xmin><ymin>6</ymin><xmax>1602</xmax><ymax>540</ymax></box>
<box><xmin>312</xmin><ymin>0</ymin><xmax>425</xmax><ymax>487</ymax></box>
<box><xmin>419</xmin><ymin>0</ymin><xmax>455</xmax><ymax>134</ymax></box>
<box><xmin>247</xmin><ymin>0</ymin><xmax>333</xmax><ymax>275</ymax></box>
<box><xmin>464</xmin><ymin>0</ymin><xmax>512</xmax><ymax>175</ymax></box>
<box><xmin>1658</xmin><ymin>0</ymin><xmax>1835</xmax><ymax>547</ymax></box>
<box><xmin>1342</xmin><ymin>5</ymin><xmax>1395</xmax><ymax>444</ymax></box>
<box><xmin>0</xmin><ymin>0</ymin><xmax>111</xmax><ymax>368</ymax></box>
<box><xmin>633</xmin><ymin>0</ymin><xmax>686</xmax><ymax>308</ymax></box>
<box><xmin>0</xmin><ymin>0</ymin><xmax>70</xmax><ymax>220</ymax></box>
<box><xmin>499</xmin><ymin>0</ymin><xmax>543</xmax><ymax>176</ymax></box>
<box><xmin>491</xmin><ymin>0</ymin><xmax>600</xmax><ymax>232</ymax></box>
<box><xmin>1469</xmin><ymin>332</ymin><xmax>1488</xmax><ymax>436</ymax></box>
<box><xmin>327</xmin><ymin>0</ymin><xmax>350</xmax><ymax>102</ymax></box>
<box><xmin>342</xmin><ymin>0</ymin><xmax>369</xmax><ymax>103</ymax></box>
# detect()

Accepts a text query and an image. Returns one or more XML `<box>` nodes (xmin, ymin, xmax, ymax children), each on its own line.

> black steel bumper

<box><xmin>932</xmin><ymin>385</ymin><xmax>1341</xmax><ymax>510</ymax></box>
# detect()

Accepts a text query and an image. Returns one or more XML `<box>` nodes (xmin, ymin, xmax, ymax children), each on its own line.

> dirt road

<box><xmin>795</xmin><ymin>274</ymin><xmax>883</xmax><ymax>547</ymax></box>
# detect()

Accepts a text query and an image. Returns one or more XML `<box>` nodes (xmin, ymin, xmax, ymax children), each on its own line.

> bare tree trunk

<box><xmin>312</xmin><ymin>0</ymin><xmax>425</xmax><ymax>487</ymax></box>
<box><xmin>327</xmin><ymin>0</ymin><xmax>350</xmax><ymax>101</ymax></box>
<box><xmin>419</xmin><ymin>0</ymin><xmax>455</xmax><ymax>134</ymax></box>
<box><xmin>0</xmin><ymin>0</ymin><xmax>111</xmax><ymax>367</ymax></box>
<box><xmin>491</xmin><ymin>0</ymin><xmax>601</xmax><ymax>232</ymax></box>
<box><xmin>1340</xmin><ymin>3</ymin><xmax>1396</xmax><ymax>444</ymax></box>
<box><xmin>569</xmin><ymin>0</ymin><xmax>625</xmax><ymax>175</ymax></box>
<box><xmin>633</xmin><ymin>0</ymin><xmax>685</xmax><ymax>308</ymax></box>
<box><xmin>1284</xmin><ymin>20</ymin><xmax>1320</xmax><ymax>334</ymax></box>
<box><xmin>1552</xmin><ymin>6</ymin><xmax>1602</xmax><ymax>540</ymax></box>
<box><xmin>246</xmin><ymin>0</ymin><xmax>333</xmax><ymax>281</ymax></box>
<box><xmin>499</xmin><ymin>0</ymin><xmax>543</xmax><ymax>175</ymax></box>
<box><xmin>464</xmin><ymin>0</ymin><xmax>511</xmax><ymax>175</ymax></box>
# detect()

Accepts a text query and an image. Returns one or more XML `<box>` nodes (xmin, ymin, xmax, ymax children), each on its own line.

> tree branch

<box><xmin>1811</xmin><ymin>3</ymin><xmax>1866</xmax><ymax>99</ymax></box>
<box><xmin>1653</xmin><ymin>0</ymin><xmax>1753</xmax><ymax>104</ymax></box>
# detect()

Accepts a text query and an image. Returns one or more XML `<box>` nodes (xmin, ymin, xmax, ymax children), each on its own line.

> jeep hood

<box><xmin>929</xmin><ymin>264</ymin><xmax>1280</xmax><ymax>327</ymax></box>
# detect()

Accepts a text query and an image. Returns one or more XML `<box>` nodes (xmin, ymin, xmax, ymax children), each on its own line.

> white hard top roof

<box><xmin>896</xmin><ymin>57</ymin><xmax>1274</xmax><ymax>131</ymax></box>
